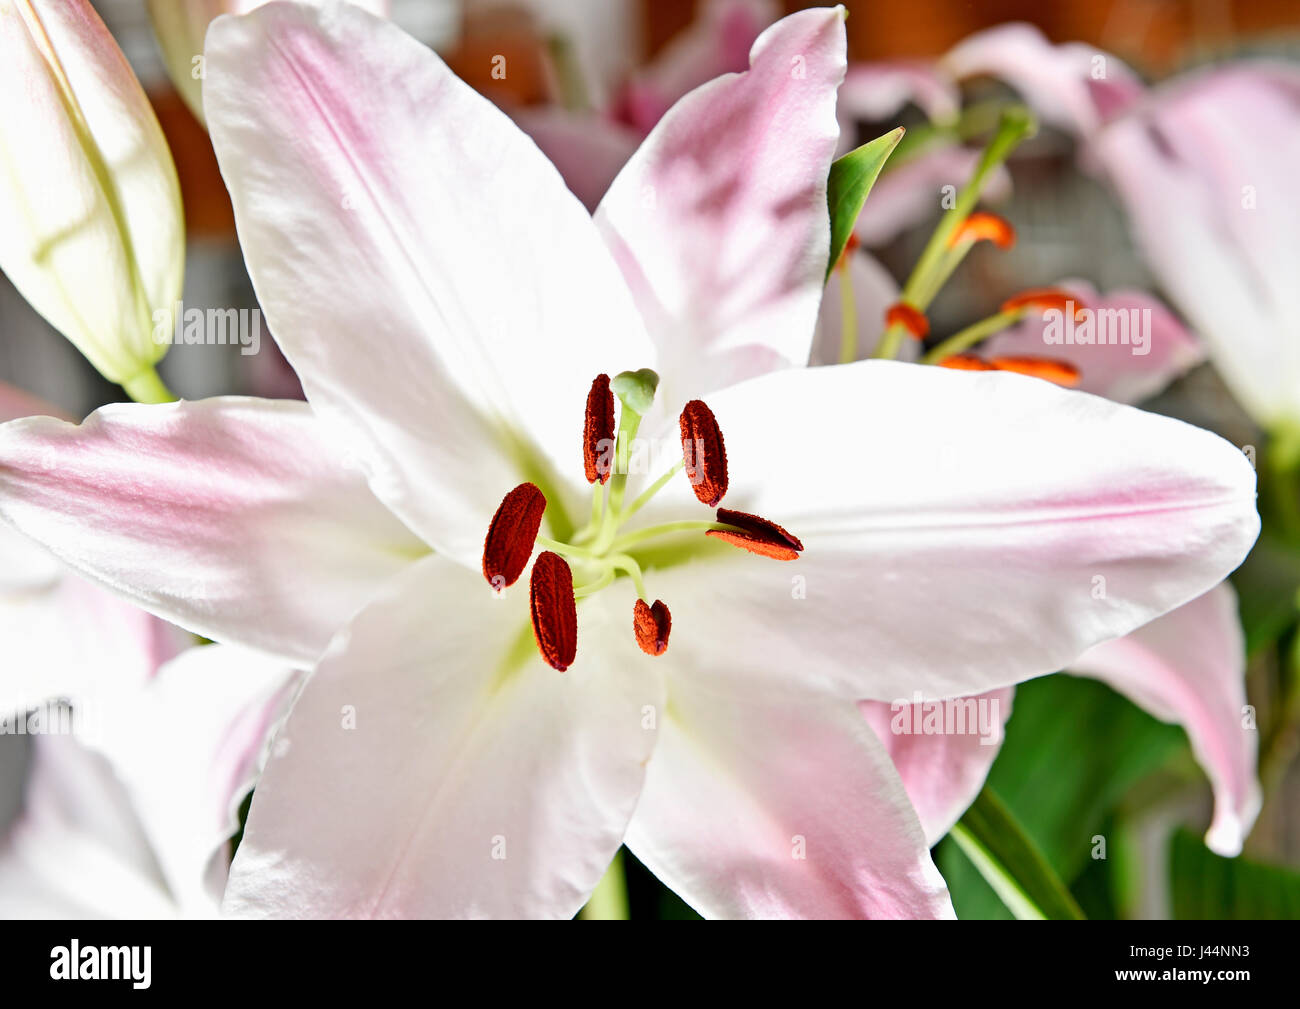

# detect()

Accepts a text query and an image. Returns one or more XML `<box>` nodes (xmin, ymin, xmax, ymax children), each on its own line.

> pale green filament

<box><xmin>874</xmin><ymin>107</ymin><xmax>1035</xmax><ymax>362</ymax></box>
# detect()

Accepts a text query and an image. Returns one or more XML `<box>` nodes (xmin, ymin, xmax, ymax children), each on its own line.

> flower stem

<box><xmin>921</xmin><ymin>309</ymin><xmax>1023</xmax><ymax>365</ymax></box>
<box><xmin>875</xmin><ymin>107</ymin><xmax>1035</xmax><ymax>361</ymax></box>
<box><xmin>619</xmin><ymin>459</ymin><xmax>684</xmax><ymax>525</ymax></box>
<box><xmin>608</xmin><ymin>519</ymin><xmax>744</xmax><ymax>554</ymax></box>
<box><xmin>535</xmin><ymin>536</ymin><xmax>598</xmax><ymax>560</ymax></box>
<box><xmin>120</xmin><ymin>366</ymin><xmax>176</xmax><ymax>404</ymax></box>
<box><xmin>606</xmin><ymin>553</ymin><xmax>648</xmax><ymax>600</ymax></box>
<box><xmin>837</xmin><ymin>255</ymin><xmax>858</xmax><ymax>365</ymax></box>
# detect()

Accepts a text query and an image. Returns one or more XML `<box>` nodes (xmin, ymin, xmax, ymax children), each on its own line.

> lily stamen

<box><xmin>484</xmin><ymin>369</ymin><xmax>801</xmax><ymax>670</ymax></box>
<box><xmin>679</xmin><ymin>399</ymin><xmax>728</xmax><ymax>507</ymax></box>
<box><xmin>529</xmin><ymin>551</ymin><xmax>577</xmax><ymax>672</ymax></box>
<box><xmin>482</xmin><ymin>482</ymin><xmax>546</xmax><ymax>589</ymax></box>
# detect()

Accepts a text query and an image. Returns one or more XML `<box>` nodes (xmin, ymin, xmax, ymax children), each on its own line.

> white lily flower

<box><xmin>0</xmin><ymin>4</ymin><xmax>1260</xmax><ymax>918</ymax></box>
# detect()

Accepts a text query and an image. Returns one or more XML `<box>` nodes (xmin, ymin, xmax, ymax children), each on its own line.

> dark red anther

<box><xmin>706</xmin><ymin>508</ymin><xmax>803</xmax><ymax>561</ymax></box>
<box><xmin>885</xmin><ymin>302</ymin><xmax>930</xmax><ymax>340</ymax></box>
<box><xmin>529</xmin><ymin>551</ymin><xmax>577</xmax><ymax>671</ymax></box>
<box><xmin>632</xmin><ymin>599</ymin><xmax>671</xmax><ymax>657</ymax></box>
<box><xmin>680</xmin><ymin>399</ymin><xmax>728</xmax><ymax>507</ymax></box>
<box><xmin>583</xmin><ymin>373</ymin><xmax>615</xmax><ymax>484</ymax></box>
<box><xmin>482</xmin><ymin>482</ymin><xmax>546</xmax><ymax>589</ymax></box>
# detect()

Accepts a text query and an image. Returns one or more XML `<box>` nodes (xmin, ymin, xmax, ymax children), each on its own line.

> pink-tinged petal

<box><xmin>0</xmin><ymin>397</ymin><xmax>426</xmax><ymax>665</ymax></box>
<box><xmin>0</xmin><ymin>736</ymin><xmax>178</xmax><ymax>918</ymax></box>
<box><xmin>860</xmin><ymin>689</ymin><xmax>1013</xmax><ymax>845</ymax></box>
<box><xmin>0</xmin><ymin>0</ymin><xmax>182</xmax><ymax>386</ymax></box>
<box><xmin>853</xmin><ymin>144</ymin><xmax>1011</xmax><ymax>247</ymax></box>
<box><xmin>1091</xmin><ymin>65</ymin><xmax>1300</xmax><ymax>428</ymax></box>
<box><xmin>0</xmin><ymin>562</ymin><xmax>187</xmax><ymax>717</ymax></box>
<box><xmin>596</xmin><ymin>7</ymin><xmax>846</xmax><ymax>405</ymax></box>
<box><xmin>942</xmin><ymin>23</ymin><xmax>1143</xmax><ymax>136</ymax></box>
<box><xmin>510</xmin><ymin>107</ymin><xmax>640</xmax><ymax>213</ymax></box>
<box><xmin>811</xmin><ymin>249</ymin><xmax>918</xmax><ymax>365</ymax></box>
<box><xmin>837</xmin><ymin>61</ymin><xmax>960</xmax><ymax>137</ymax></box>
<box><xmin>612</xmin><ymin>0</ymin><xmax>775</xmax><ymax>134</ymax></box>
<box><xmin>224</xmin><ymin>555</ymin><xmax>661</xmax><ymax>919</ymax></box>
<box><xmin>0</xmin><ymin>644</ymin><xmax>294</xmax><ymax>918</ymax></box>
<box><xmin>144</xmin><ymin>0</ymin><xmax>391</xmax><ymax>123</ymax></box>
<box><xmin>981</xmin><ymin>281</ymin><xmax>1205</xmax><ymax>403</ymax></box>
<box><xmin>615</xmin><ymin>651</ymin><xmax>954</xmax><ymax>918</ymax></box>
<box><xmin>634</xmin><ymin>360</ymin><xmax>1258</xmax><ymax>702</ymax></box>
<box><xmin>1068</xmin><ymin>584</ymin><xmax>1260</xmax><ymax>856</ymax></box>
<box><xmin>204</xmin><ymin>2</ymin><xmax>653</xmax><ymax>566</ymax></box>
<box><xmin>85</xmin><ymin>644</ymin><xmax>299</xmax><ymax>913</ymax></box>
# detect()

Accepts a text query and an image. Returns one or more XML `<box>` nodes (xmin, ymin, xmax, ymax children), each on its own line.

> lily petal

<box><xmin>0</xmin><ymin>644</ymin><xmax>294</xmax><ymax>918</ymax></box>
<box><xmin>596</xmin><ymin>7</ymin><xmax>847</xmax><ymax>406</ymax></box>
<box><xmin>615</xmin><ymin>644</ymin><xmax>954</xmax><ymax>918</ymax></box>
<box><xmin>144</xmin><ymin>0</ymin><xmax>390</xmax><ymax>124</ymax></box>
<box><xmin>612</xmin><ymin>0</ymin><xmax>774</xmax><ymax>135</ymax></box>
<box><xmin>981</xmin><ymin>281</ymin><xmax>1205</xmax><ymax>403</ymax></box>
<box><xmin>1091</xmin><ymin>66</ymin><xmax>1300</xmax><ymax>429</ymax></box>
<box><xmin>0</xmin><ymin>397</ymin><xmax>425</xmax><ymax>665</ymax></box>
<box><xmin>1068</xmin><ymin>584</ymin><xmax>1261</xmax><ymax>856</ymax></box>
<box><xmin>942</xmin><ymin>23</ymin><xmax>1143</xmax><ymax>136</ymax></box>
<box><xmin>0</xmin><ymin>563</ymin><xmax>185</xmax><ymax>716</ymax></box>
<box><xmin>0</xmin><ymin>0</ymin><xmax>182</xmax><ymax>385</ymax></box>
<box><xmin>636</xmin><ymin>360</ymin><xmax>1259</xmax><ymax>701</ymax></box>
<box><xmin>224</xmin><ymin>555</ymin><xmax>661</xmax><ymax>919</ymax></box>
<box><xmin>859</xmin><ymin>689</ymin><xmax>1013</xmax><ymax>845</ymax></box>
<box><xmin>85</xmin><ymin>643</ymin><xmax>299</xmax><ymax>913</ymax></box>
<box><xmin>203</xmin><ymin>1</ymin><xmax>653</xmax><ymax>565</ymax></box>
<box><xmin>0</xmin><ymin>736</ymin><xmax>178</xmax><ymax>918</ymax></box>
<box><xmin>837</xmin><ymin>61</ymin><xmax>960</xmax><ymax>138</ymax></box>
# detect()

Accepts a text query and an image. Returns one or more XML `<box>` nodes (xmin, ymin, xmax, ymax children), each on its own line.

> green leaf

<box><xmin>824</xmin><ymin>127</ymin><xmax>904</xmax><ymax>280</ymax></box>
<box><xmin>940</xmin><ymin>675</ymin><xmax>1186</xmax><ymax>919</ymax></box>
<box><xmin>1170</xmin><ymin>829</ymin><xmax>1300</xmax><ymax>919</ymax></box>
<box><xmin>949</xmin><ymin>786</ymin><xmax>1086</xmax><ymax>919</ymax></box>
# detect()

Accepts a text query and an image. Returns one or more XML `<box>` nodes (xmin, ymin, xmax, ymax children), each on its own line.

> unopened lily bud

<box><xmin>145</xmin><ymin>1</ymin><xmax>390</xmax><ymax>125</ymax></box>
<box><xmin>0</xmin><ymin>0</ymin><xmax>182</xmax><ymax>397</ymax></box>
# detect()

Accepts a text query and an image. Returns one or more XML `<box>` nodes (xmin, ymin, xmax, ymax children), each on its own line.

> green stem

<box><xmin>120</xmin><ymin>365</ymin><xmax>176</xmax><ymax>404</ymax></box>
<box><xmin>608</xmin><ymin>519</ymin><xmax>744</xmax><ymax>554</ymax></box>
<box><xmin>606</xmin><ymin>408</ymin><xmax>642</xmax><ymax>520</ymax></box>
<box><xmin>875</xmin><ymin>107</ymin><xmax>1035</xmax><ymax>361</ymax></box>
<box><xmin>579</xmin><ymin>849</ymin><xmax>629</xmax><ymax>920</ymax></box>
<box><xmin>620</xmin><ymin>459</ymin><xmax>684</xmax><ymax>525</ymax></box>
<box><xmin>949</xmin><ymin>786</ymin><xmax>1086</xmax><ymax>920</ymax></box>
<box><xmin>921</xmin><ymin>309</ymin><xmax>1023</xmax><ymax>365</ymax></box>
<box><xmin>535</xmin><ymin>536</ymin><xmax>597</xmax><ymax>560</ymax></box>
<box><xmin>573</xmin><ymin>567</ymin><xmax>615</xmax><ymax>599</ymax></box>
<box><xmin>1265</xmin><ymin>423</ymin><xmax>1300</xmax><ymax>542</ymax></box>
<box><xmin>838</xmin><ymin>256</ymin><xmax>858</xmax><ymax>365</ymax></box>
<box><xmin>606</xmin><ymin>554</ymin><xmax>648</xmax><ymax>600</ymax></box>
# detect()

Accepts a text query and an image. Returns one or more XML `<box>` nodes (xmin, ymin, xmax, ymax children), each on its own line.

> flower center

<box><xmin>481</xmin><ymin>369</ymin><xmax>803</xmax><ymax>670</ymax></box>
